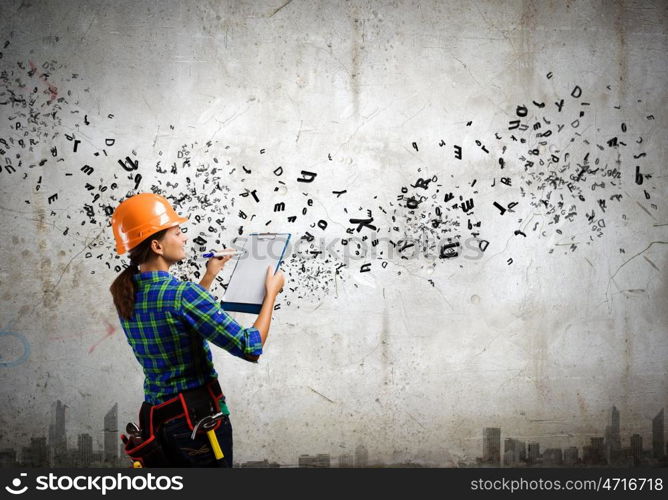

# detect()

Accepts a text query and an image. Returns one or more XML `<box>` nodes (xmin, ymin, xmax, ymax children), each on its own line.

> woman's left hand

<box><xmin>205</xmin><ymin>254</ymin><xmax>233</xmax><ymax>277</ymax></box>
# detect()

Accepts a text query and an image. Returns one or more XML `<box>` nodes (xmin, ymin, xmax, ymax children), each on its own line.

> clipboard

<box><xmin>221</xmin><ymin>233</ymin><xmax>291</xmax><ymax>314</ymax></box>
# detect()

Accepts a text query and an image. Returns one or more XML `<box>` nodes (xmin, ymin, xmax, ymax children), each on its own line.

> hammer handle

<box><xmin>206</xmin><ymin>429</ymin><xmax>224</xmax><ymax>460</ymax></box>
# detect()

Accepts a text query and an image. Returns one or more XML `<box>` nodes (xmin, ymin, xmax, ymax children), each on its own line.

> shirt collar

<box><xmin>133</xmin><ymin>271</ymin><xmax>173</xmax><ymax>283</ymax></box>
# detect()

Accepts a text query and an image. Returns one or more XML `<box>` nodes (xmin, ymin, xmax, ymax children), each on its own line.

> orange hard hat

<box><xmin>111</xmin><ymin>193</ymin><xmax>188</xmax><ymax>254</ymax></box>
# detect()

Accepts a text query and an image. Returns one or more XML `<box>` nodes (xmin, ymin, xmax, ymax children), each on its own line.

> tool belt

<box><xmin>121</xmin><ymin>379</ymin><xmax>226</xmax><ymax>467</ymax></box>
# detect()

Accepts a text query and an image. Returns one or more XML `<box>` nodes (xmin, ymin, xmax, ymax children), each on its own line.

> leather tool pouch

<box><xmin>120</xmin><ymin>379</ymin><xmax>226</xmax><ymax>467</ymax></box>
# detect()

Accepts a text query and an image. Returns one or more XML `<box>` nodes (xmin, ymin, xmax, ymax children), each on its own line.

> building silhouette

<box><xmin>630</xmin><ymin>433</ymin><xmax>643</xmax><ymax>466</ymax></box>
<box><xmin>503</xmin><ymin>438</ymin><xmax>526</xmax><ymax>466</ymax></box>
<box><xmin>582</xmin><ymin>445</ymin><xmax>592</xmax><ymax>464</ymax></box>
<box><xmin>583</xmin><ymin>437</ymin><xmax>605</xmax><ymax>465</ymax></box>
<box><xmin>482</xmin><ymin>428</ymin><xmax>501</xmax><ymax>465</ymax></box>
<box><xmin>77</xmin><ymin>433</ymin><xmax>93</xmax><ymax>467</ymax></box>
<box><xmin>21</xmin><ymin>437</ymin><xmax>48</xmax><ymax>467</ymax></box>
<box><xmin>240</xmin><ymin>459</ymin><xmax>280</xmax><ymax>468</ymax></box>
<box><xmin>119</xmin><ymin>439</ymin><xmax>127</xmax><ymax>466</ymax></box>
<box><xmin>54</xmin><ymin>400</ymin><xmax>67</xmax><ymax>448</ymax></box>
<box><xmin>563</xmin><ymin>446</ymin><xmax>579</xmax><ymax>466</ymax></box>
<box><xmin>355</xmin><ymin>444</ymin><xmax>368</xmax><ymax>468</ymax></box>
<box><xmin>652</xmin><ymin>409</ymin><xmax>664</xmax><ymax>459</ymax></box>
<box><xmin>104</xmin><ymin>403</ymin><xmax>118</xmax><ymax>464</ymax></box>
<box><xmin>338</xmin><ymin>453</ymin><xmax>354</xmax><ymax>467</ymax></box>
<box><xmin>298</xmin><ymin>454</ymin><xmax>330</xmax><ymax>468</ymax></box>
<box><xmin>605</xmin><ymin>406</ymin><xmax>621</xmax><ymax>464</ymax></box>
<box><xmin>47</xmin><ymin>422</ymin><xmax>54</xmax><ymax>461</ymax></box>
<box><xmin>0</xmin><ymin>449</ymin><xmax>17</xmax><ymax>467</ymax></box>
<box><xmin>49</xmin><ymin>400</ymin><xmax>68</xmax><ymax>466</ymax></box>
<box><xmin>527</xmin><ymin>442</ymin><xmax>540</xmax><ymax>465</ymax></box>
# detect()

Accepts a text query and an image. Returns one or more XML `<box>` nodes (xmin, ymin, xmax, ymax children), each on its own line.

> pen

<box><xmin>201</xmin><ymin>250</ymin><xmax>246</xmax><ymax>258</ymax></box>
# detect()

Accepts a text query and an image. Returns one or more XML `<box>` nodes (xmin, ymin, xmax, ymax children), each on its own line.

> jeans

<box><xmin>158</xmin><ymin>414</ymin><xmax>233</xmax><ymax>467</ymax></box>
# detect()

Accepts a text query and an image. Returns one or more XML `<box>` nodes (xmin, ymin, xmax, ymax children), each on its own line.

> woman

<box><xmin>109</xmin><ymin>192</ymin><xmax>285</xmax><ymax>467</ymax></box>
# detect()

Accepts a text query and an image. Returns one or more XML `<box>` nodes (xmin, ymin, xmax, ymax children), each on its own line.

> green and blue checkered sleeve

<box><xmin>179</xmin><ymin>282</ymin><xmax>263</xmax><ymax>361</ymax></box>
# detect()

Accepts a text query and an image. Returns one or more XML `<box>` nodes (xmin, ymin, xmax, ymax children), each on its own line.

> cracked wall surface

<box><xmin>0</xmin><ymin>0</ymin><xmax>667</xmax><ymax>466</ymax></box>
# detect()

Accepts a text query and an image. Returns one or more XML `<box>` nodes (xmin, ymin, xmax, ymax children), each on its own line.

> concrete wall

<box><xmin>0</xmin><ymin>0</ymin><xmax>666</xmax><ymax>466</ymax></box>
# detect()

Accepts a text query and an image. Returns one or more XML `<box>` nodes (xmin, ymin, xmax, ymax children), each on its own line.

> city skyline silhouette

<box><xmin>0</xmin><ymin>401</ymin><xmax>665</xmax><ymax>468</ymax></box>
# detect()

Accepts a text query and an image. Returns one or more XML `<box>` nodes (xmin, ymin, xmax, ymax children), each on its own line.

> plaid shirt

<box><xmin>119</xmin><ymin>271</ymin><xmax>263</xmax><ymax>405</ymax></box>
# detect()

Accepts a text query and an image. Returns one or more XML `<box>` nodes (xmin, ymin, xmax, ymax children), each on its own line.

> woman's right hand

<box><xmin>265</xmin><ymin>266</ymin><xmax>286</xmax><ymax>297</ymax></box>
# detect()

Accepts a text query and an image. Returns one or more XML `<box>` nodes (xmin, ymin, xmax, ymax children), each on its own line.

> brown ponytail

<box><xmin>109</xmin><ymin>228</ymin><xmax>169</xmax><ymax>320</ymax></box>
